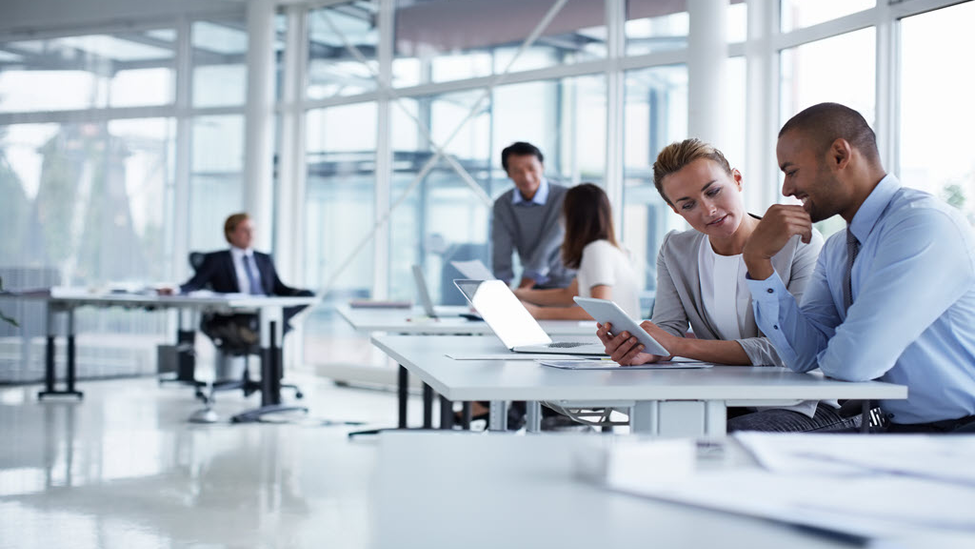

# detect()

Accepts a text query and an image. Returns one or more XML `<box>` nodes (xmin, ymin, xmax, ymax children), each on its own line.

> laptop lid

<box><xmin>412</xmin><ymin>264</ymin><xmax>437</xmax><ymax>317</ymax></box>
<box><xmin>453</xmin><ymin>279</ymin><xmax>552</xmax><ymax>350</ymax></box>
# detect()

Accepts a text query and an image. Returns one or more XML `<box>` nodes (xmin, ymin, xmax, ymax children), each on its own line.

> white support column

<box><xmin>373</xmin><ymin>0</ymin><xmax>394</xmax><ymax>300</ymax></box>
<box><xmin>275</xmin><ymin>5</ymin><xmax>308</xmax><ymax>284</ymax></box>
<box><xmin>604</xmin><ymin>0</ymin><xmax>625</xmax><ymax>231</ymax></box>
<box><xmin>744</xmin><ymin>0</ymin><xmax>781</xmax><ymax>211</ymax></box>
<box><xmin>244</xmin><ymin>0</ymin><xmax>277</xmax><ymax>252</ymax></box>
<box><xmin>173</xmin><ymin>16</ymin><xmax>192</xmax><ymax>280</ymax></box>
<box><xmin>874</xmin><ymin>0</ymin><xmax>898</xmax><ymax>175</ymax></box>
<box><xmin>171</xmin><ymin>17</ymin><xmax>193</xmax><ymax>338</ymax></box>
<box><xmin>687</xmin><ymin>0</ymin><xmax>729</xmax><ymax>148</ymax></box>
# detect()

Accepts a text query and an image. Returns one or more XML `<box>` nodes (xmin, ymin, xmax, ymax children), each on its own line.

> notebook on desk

<box><xmin>453</xmin><ymin>279</ymin><xmax>607</xmax><ymax>356</ymax></box>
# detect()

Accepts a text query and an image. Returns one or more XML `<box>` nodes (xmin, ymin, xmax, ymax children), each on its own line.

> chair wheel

<box><xmin>295</xmin><ymin>392</ymin><xmax>304</xmax><ymax>399</ymax></box>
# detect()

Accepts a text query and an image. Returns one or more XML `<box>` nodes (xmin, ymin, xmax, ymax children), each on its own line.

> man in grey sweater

<box><xmin>491</xmin><ymin>142</ymin><xmax>575</xmax><ymax>289</ymax></box>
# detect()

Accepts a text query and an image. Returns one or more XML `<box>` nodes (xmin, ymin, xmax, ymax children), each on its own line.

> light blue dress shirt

<box><xmin>746</xmin><ymin>175</ymin><xmax>975</xmax><ymax>424</ymax></box>
<box><xmin>511</xmin><ymin>176</ymin><xmax>550</xmax><ymax>206</ymax></box>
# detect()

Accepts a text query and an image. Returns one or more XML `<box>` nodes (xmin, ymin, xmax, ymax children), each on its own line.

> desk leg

<box><xmin>231</xmin><ymin>311</ymin><xmax>307</xmax><ymax>423</ymax></box>
<box><xmin>704</xmin><ymin>401</ymin><xmax>727</xmax><ymax>437</ymax></box>
<box><xmin>629</xmin><ymin>401</ymin><xmax>660</xmax><ymax>435</ymax></box>
<box><xmin>43</xmin><ymin>306</ymin><xmax>55</xmax><ymax>394</ymax></box>
<box><xmin>488</xmin><ymin>401</ymin><xmax>507</xmax><ymax>431</ymax></box>
<box><xmin>439</xmin><ymin>395</ymin><xmax>454</xmax><ymax>429</ymax></box>
<box><xmin>398</xmin><ymin>365</ymin><xmax>408</xmax><ymax>428</ymax></box>
<box><xmin>422</xmin><ymin>384</ymin><xmax>434</xmax><ymax>428</ymax></box>
<box><xmin>526</xmin><ymin>401</ymin><xmax>542</xmax><ymax>433</ymax></box>
<box><xmin>39</xmin><ymin>306</ymin><xmax>83</xmax><ymax>400</ymax></box>
<box><xmin>460</xmin><ymin>402</ymin><xmax>472</xmax><ymax>430</ymax></box>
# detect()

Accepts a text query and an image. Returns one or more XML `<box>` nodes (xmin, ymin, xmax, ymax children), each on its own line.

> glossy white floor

<box><xmin>0</xmin><ymin>373</ymin><xmax>425</xmax><ymax>549</ymax></box>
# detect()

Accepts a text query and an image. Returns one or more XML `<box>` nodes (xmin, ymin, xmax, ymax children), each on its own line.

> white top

<box><xmin>697</xmin><ymin>237</ymin><xmax>755</xmax><ymax>341</ymax></box>
<box><xmin>230</xmin><ymin>246</ymin><xmax>263</xmax><ymax>295</ymax></box>
<box><xmin>577</xmin><ymin>240</ymin><xmax>642</xmax><ymax>319</ymax></box>
<box><xmin>698</xmin><ymin>237</ymin><xmax>817</xmax><ymax>417</ymax></box>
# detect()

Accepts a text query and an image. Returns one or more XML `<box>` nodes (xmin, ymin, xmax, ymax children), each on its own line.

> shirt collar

<box><xmin>849</xmin><ymin>174</ymin><xmax>900</xmax><ymax>243</ymax></box>
<box><xmin>230</xmin><ymin>246</ymin><xmax>253</xmax><ymax>260</ymax></box>
<box><xmin>511</xmin><ymin>177</ymin><xmax>549</xmax><ymax>206</ymax></box>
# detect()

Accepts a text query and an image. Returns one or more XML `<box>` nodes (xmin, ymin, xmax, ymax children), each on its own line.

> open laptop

<box><xmin>453</xmin><ymin>279</ymin><xmax>607</xmax><ymax>356</ymax></box>
<box><xmin>412</xmin><ymin>265</ymin><xmax>481</xmax><ymax>320</ymax></box>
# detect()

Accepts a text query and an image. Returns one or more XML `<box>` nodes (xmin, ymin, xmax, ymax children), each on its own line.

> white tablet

<box><xmin>573</xmin><ymin>296</ymin><xmax>670</xmax><ymax>357</ymax></box>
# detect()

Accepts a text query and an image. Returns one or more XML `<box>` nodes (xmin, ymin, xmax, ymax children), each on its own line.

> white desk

<box><xmin>371</xmin><ymin>334</ymin><xmax>908</xmax><ymax>435</ymax></box>
<box><xmin>335</xmin><ymin>303</ymin><xmax>596</xmax><ymax>335</ymax></box>
<box><xmin>372</xmin><ymin>432</ymin><xmax>866</xmax><ymax>549</ymax></box>
<box><xmin>336</xmin><ymin>303</ymin><xmax>598</xmax><ymax>429</ymax></box>
<box><xmin>1</xmin><ymin>290</ymin><xmax>317</xmax><ymax>422</ymax></box>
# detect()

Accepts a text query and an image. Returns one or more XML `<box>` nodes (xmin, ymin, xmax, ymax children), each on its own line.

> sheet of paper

<box><xmin>537</xmin><ymin>359</ymin><xmax>713</xmax><ymax>370</ymax></box>
<box><xmin>603</xmin><ymin>433</ymin><xmax>975</xmax><ymax>541</ymax></box>
<box><xmin>450</xmin><ymin>260</ymin><xmax>497</xmax><ymax>280</ymax></box>
<box><xmin>734</xmin><ymin>432</ymin><xmax>975</xmax><ymax>486</ymax></box>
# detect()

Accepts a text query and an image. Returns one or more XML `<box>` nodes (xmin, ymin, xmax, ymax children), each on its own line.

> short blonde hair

<box><xmin>652</xmin><ymin>139</ymin><xmax>733</xmax><ymax>204</ymax></box>
<box><xmin>223</xmin><ymin>213</ymin><xmax>250</xmax><ymax>244</ymax></box>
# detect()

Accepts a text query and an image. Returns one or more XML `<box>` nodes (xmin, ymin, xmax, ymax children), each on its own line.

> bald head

<box><xmin>779</xmin><ymin>102</ymin><xmax>881</xmax><ymax>167</ymax></box>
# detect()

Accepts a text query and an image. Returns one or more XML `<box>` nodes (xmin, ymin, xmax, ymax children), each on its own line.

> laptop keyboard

<box><xmin>545</xmin><ymin>342</ymin><xmax>590</xmax><ymax>348</ymax></box>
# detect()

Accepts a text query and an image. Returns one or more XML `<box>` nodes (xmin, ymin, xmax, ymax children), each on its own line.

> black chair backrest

<box><xmin>189</xmin><ymin>251</ymin><xmax>206</xmax><ymax>272</ymax></box>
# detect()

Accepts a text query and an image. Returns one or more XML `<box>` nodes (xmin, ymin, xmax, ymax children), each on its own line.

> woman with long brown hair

<box><xmin>515</xmin><ymin>183</ymin><xmax>640</xmax><ymax>320</ymax></box>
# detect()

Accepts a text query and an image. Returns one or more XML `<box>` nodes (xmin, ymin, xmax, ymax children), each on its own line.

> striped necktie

<box><xmin>242</xmin><ymin>254</ymin><xmax>264</xmax><ymax>295</ymax></box>
<box><xmin>842</xmin><ymin>228</ymin><xmax>860</xmax><ymax>311</ymax></box>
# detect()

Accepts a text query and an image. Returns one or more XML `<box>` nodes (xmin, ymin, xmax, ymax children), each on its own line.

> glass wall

<box><xmin>899</xmin><ymin>1</ymin><xmax>975</xmax><ymax>224</ymax></box>
<box><xmin>307</xmin><ymin>1</ymin><xmax>379</xmax><ymax>99</ymax></box>
<box><xmin>188</xmin><ymin>115</ymin><xmax>245</xmax><ymax>252</ymax></box>
<box><xmin>0</xmin><ymin>32</ymin><xmax>175</xmax><ymax>113</ymax></box>
<box><xmin>393</xmin><ymin>0</ymin><xmax>607</xmax><ymax>87</ymax></box>
<box><xmin>621</xmin><ymin>64</ymin><xmax>688</xmax><ymax>301</ymax></box>
<box><xmin>780</xmin><ymin>0</ymin><xmax>875</xmax><ymax>32</ymax></box>
<box><xmin>192</xmin><ymin>19</ymin><xmax>249</xmax><ymax>108</ymax></box>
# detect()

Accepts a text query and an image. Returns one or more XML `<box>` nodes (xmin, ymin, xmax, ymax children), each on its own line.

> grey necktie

<box><xmin>243</xmin><ymin>254</ymin><xmax>264</xmax><ymax>295</ymax></box>
<box><xmin>842</xmin><ymin>228</ymin><xmax>860</xmax><ymax>311</ymax></box>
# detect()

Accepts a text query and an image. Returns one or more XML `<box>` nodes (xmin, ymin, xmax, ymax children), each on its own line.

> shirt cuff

<box><xmin>745</xmin><ymin>267</ymin><xmax>788</xmax><ymax>304</ymax></box>
<box><xmin>522</xmin><ymin>270</ymin><xmax>549</xmax><ymax>285</ymax></box>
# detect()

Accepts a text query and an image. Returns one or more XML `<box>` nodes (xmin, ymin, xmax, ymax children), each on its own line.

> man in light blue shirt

<box><xmin>491</xmin><ymin>142</ymin><xmax>574</xmax><ymax>289</ymax></box>
<box><xmin>743</xmin><ymin>102</ymin><xmax>975</xmax><ymax>433</ymax></box>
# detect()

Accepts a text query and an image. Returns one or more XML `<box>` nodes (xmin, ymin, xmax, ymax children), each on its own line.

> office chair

<box><xmin>188</xmin><ymin>251</ymin><xmax>303</xmax><ymax>406</ymax></box>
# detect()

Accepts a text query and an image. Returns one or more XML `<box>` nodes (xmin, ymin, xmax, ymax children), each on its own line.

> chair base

<box><xmin>231</xmin><ymin>404</ymin><xmax>309</xmax><ymax>423</ymax></box>
<box><xmin>188</xmin><ymin>407</ymin><xmax>220</xmax><ymax>423</ymax></box>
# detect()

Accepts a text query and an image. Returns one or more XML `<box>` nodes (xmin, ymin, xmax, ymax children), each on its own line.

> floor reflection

<box><xmin>0</xmin><ymin>374</ymin><xmax>398</xmax><ymax>548</ymax></box>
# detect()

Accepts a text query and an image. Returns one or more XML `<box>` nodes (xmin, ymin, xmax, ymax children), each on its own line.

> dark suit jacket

<box><xmin>180</xmin><ymin>250</ymin><xmax>303</xmax><ymax>296</ymax></box>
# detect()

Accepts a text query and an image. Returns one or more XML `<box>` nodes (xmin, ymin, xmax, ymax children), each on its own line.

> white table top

<box><xmin>370</xmin><ymin>334</ymin><xmax>908</xmax><ymax>403</ymax></box>
<box><xmin>371</xmin><ymin>432</ymin><xmax>856</xmax><ymax>549</ymax></box>
<box><xmin>1</xmin><ymin>290</ymin><xmax>318</xmax><ymax>309</ymax></box>
<box><xmin>336</xmin><ymin>303</ymin><xmax>597</xmax><ymax>335</ymax></box>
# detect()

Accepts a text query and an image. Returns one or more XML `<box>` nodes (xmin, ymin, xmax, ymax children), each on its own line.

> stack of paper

<box><xmin>601</xmin><ymin>433</ymin><xmax>975</xmax><ymax>543</ymax></box>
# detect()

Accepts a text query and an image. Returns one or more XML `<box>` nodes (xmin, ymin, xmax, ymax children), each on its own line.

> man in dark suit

<box><xmin>165</xmin><ymin>212</ymin><xmax>313</xmax><ymax>350</ymax></box>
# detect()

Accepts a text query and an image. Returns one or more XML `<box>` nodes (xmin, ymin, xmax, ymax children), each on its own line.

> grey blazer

<box><xmin>652</xmin><ymin>225</ymin><xmax>824</xmax><ymax>366</ymax></box>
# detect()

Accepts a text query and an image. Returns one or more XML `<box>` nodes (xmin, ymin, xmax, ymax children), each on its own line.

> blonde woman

<box><xmin>598</xmin><ymin>139</ymin><xmax>856</xmax><ymax>432</ymax></box>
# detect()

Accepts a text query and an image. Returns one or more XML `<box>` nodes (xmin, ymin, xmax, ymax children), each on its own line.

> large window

<box><xmin>307</xmin><ymin>2</ymin><xmax>379</xmax><ymax>99</ymax></box>
<box><xmin>188</xmin><ymin>115</ymin><xmax>245</xmax><ymax>252</ymax></box>
<box><xmin>899</xmin><ymin>1</ymin><xmax>975</xmax><ymax>223</ymax></box>
<box><xmin>780</xmin><ymin>0</ymin><xmax>875</xmax><ymax>33</ymax></box>
<box><xmin>192</xmin><ymin>19</ymin><xmax>250</xmax><ymax>108</ymax></box>
<box><xmin>622</xmin><ymin>64</ymin><xmax>687</xmax><ymax>299</ymax></box>
<box><xmin>0</xmin><ymin>32</ymin><xmax>175</xmax><ymax>112</ymax></box>
<box><xmin>393</xmin><ymin>0</ymin><xmax>607</xmax><ymax>87</ymax></box>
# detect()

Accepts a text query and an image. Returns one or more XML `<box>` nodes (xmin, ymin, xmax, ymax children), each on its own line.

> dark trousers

<box><xmin>202</xmin><ymin>290</ymin><xmax>314</xmax><ymax>353</ymax></box>
<box><xmin>885</xmin><ymin>415</ymin><xmax>975</xmax><ymax>434</ymax></box>
<box><xmin>727</xmin><ymin>403</ymin><xmax>861</xmax><ymax>433</ymax></box>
